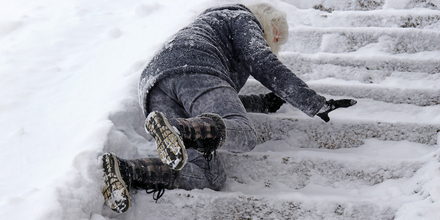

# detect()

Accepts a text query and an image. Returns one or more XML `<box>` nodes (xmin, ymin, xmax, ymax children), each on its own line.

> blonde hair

<box><xmin>247</xmin><ymin>3</ymin><xmax>289</xmax><ymax>55</ymax></box>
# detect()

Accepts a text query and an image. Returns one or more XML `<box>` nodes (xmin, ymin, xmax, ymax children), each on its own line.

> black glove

<box><xmin>239</xmin><ymin>92</ymin><xmax>286</xmax><ymax>113</ymax></box>
<box><xmin>317</xmin><ymin>99</ymin><xmax>357</xmax><ymax>122</ymax></box>
<box><xmin>263</xmin><ymin>92</ymin><xmax>286</xmax><ymax>113</ymax></box>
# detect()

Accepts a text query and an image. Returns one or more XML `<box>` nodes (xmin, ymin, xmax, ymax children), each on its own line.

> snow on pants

<box><xmin>146</xmin><ymin>73</ymin><xmax>258</xmax><ymax>191</ymax></box>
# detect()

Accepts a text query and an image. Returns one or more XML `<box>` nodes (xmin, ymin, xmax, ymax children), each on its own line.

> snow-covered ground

<box><xmin>1</xmin><ymin>0</ymin><xmax>439</xmax><ymax>219</ymax></box>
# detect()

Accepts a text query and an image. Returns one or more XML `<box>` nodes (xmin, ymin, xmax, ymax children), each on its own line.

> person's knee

<box><xmin>245</xmin><ymin>129</ymin><xmax>258</xmax><ymax>151</ymax></box>
<box><xmin>237</xmin><ymin>120</ymin><xmax>258</xmax><ymax>152</ymax></box>
<box><xmin>210</xmin><ymin>171</ymin><xmax>227</xmax><ymax>191</ymax></box>
<box><xmin>221</xmin><ymin>119</ymin><xmax>258</xmax><ymax>153</ymax></box>
<box><xmin>207</xmin><ymin>153</ymin><xmax>227</xmax><ymax>190</ymax></box>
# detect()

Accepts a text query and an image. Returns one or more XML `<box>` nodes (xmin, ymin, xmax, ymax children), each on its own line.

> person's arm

<box><xmin>231</xmin><ymin>13</ymin><xmax>325</xmax><ymax>117</ymax></box>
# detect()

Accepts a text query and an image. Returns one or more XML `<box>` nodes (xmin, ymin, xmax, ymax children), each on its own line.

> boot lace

<box><xmin>146</xmin><ymin>184</ymin><xmax>166</xmax><ymax>203</ymax></box>
<box><xmin>203</xmin><ymin>151</ymin><xmax>216</xmax><ymax>170</ymax></box>
<box><xmin>132</xmin><ymin>164</ymin><xmax>167</xmax><ymax>203</ymax></box>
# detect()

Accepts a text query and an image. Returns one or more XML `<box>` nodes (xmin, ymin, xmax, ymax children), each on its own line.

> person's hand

<box><xmin>317</xmin><ymin>99</ymin><xmax>357</xmax><ymax>122</ymax></box>
<box><xmin>263</xmin><ymin>92</ymin><xmax>286</xmax><ymax>113</ymax></box>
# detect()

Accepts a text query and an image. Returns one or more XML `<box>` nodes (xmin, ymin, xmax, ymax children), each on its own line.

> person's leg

<box><xmin>102</xmin><ymin>79</ymin><xmax>230</xmax><ymax>214</ymax></box>
<box><xmin>102</xmin><ymin>153</ymin><xmax>179</xmax><ymax>213</ymax></box>
<box><xmin>146</xmin><ymin>82</ymin><xmax>227</xmax><ymax>190</ymax></box>
<box><xmin>157</xmin><ymin>73</ymin><xmax>258</xmax><ymax>153</ymax></box>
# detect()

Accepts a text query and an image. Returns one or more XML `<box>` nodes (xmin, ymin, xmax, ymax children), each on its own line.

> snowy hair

<box><xmin>247</xmin><ymin>3</ymin><xmax>289</xmax><ymax>55</ymax></box>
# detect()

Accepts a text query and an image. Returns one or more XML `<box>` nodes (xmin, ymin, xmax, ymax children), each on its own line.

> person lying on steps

<box><xmin>101</xmin><ymin>3</ymin><xmax>357</xmax><ymax>213</ymax></box>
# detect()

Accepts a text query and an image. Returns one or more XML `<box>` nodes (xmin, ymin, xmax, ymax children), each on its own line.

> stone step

<box><xmin>310</xmin><ymin>9</ymin><xmax>440</xmax><ymax>29</ymax></box>
<box><xmin>308</xmin><ymin>80</ymin><xmax>440</xmax><ymax>106</ymax></box>
<box><xmin>278</xmin><ymin>54</ymin><xmax>440</xmax><ymax>83</ymax></box>
<box><xmin>283</xmin><ymin>0</ymin><xmax>440</xmax><ymax>11</ymax></box>
<box><xmin>130</xmin><ymin>189</ymin><xmax>397</xmax><ymax>219</ymax></box>
<box><xmin>219</xmin><ymin>140</ymin><xmax>434</xmax><ymax>190</ymax></box>
<box><xmin>247</xmin><ymin>113</ymin><xmax>439</xmax><ymax>148</ymax></box>
<box><xmin>284</xmin><ymin>26</ymin><xmax>440</xmax><ymax>54</ymax></box>
<box><xmin>278</xmin><ymin>51</ymin><xmax>440</xmax><ymax>75</ymax></box>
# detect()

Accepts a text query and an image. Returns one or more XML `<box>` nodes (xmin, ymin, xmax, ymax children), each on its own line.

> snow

<box><xmin>0</xmin><ymin>0</ymin><xmax>439</xmax><ymax>219</ymax></box>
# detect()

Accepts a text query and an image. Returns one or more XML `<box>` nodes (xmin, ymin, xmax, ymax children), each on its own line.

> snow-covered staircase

<box><xmin>103</xmin><ymin>1</ymin><xmax>440</xmax><ymax>219</ymax></box>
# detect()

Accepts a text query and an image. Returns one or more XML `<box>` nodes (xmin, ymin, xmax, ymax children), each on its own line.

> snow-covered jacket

<box><xmin>139</xmin><ymin>4</ymin><xmax>325</xmax><ymax>117</ymax></box>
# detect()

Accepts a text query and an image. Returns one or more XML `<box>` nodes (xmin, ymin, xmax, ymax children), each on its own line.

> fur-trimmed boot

<box><xmin>102</xmin><ymin>152</ymin><xmax>179</xmax><ymax>213</ymax></box>
<box><xmin>145</xmin><ymin>111</ymin><xmax>226</xmax><ymax>170</ymax></box>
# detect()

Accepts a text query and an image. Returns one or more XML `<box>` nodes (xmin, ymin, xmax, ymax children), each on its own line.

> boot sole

<box><xmin>145</xmin><ymin>111</ymin><xmax>187</xmax><ymax>170</ymax></box>
<box><xmin>102</xmin><ymin>153</ymin><xmax>131</xmax><ymax>213</ymax></box>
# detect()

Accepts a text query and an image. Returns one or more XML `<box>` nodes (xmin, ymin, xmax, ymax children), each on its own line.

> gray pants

<box><xmin>146</xmin><ymin>73</ymin><xmax>258</xmax><ymax>190</ymax></box>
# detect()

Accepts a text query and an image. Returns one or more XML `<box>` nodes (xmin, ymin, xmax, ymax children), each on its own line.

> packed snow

<box><xmin>0</xmin><ymin>0</ymin><xmax>439</xmax><ymax>219</ymax></box>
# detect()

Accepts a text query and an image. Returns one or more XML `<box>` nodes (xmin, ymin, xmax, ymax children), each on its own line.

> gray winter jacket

<box><xmin>139</xmin><ymin>4</ymin><xmax>325</xmax><ymax>117</ymax></box>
